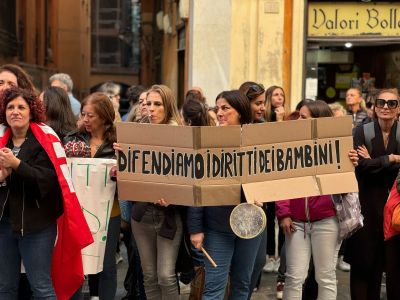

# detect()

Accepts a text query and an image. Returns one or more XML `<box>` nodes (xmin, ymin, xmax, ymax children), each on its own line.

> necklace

<box><xmin>90</xmin><ymin>136</ymin><xmax>103</xmax><ymax>153</ymax></box>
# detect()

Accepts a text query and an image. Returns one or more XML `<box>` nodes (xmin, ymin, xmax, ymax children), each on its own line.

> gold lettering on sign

<box><xmin>308</xmin><ymin>3</ymin><xmax>400</xmax><ymax>37</ymax></box>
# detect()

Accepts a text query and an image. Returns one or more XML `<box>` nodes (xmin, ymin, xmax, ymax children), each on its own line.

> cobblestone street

<box><xmin>115</xmin><ymin>244</ymin><xmax>389</xmax><ymax>300</ymax></box>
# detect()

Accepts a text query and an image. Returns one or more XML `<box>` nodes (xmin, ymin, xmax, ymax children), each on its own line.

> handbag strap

<box><xmin>363</xmin><ymin>122</ymin><xmax>374</xmax><ymax>155</ymax></box>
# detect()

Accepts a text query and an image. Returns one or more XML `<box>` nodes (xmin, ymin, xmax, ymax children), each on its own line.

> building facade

<box><xmin>158</xmin><ymin>0</ymin><xmax>398</xmax><ymax>109</ymax></box>
<box><xmin>1</xmin><ymin>1</ymin><xmax>395</xmax><ymax>111</ymax></box>
<box><xmin>0</xmin><ymin>0</ymin><xmax>141</xmax><ymax>109</ymax></box>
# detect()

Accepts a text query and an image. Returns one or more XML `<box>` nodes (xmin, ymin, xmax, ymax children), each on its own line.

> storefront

<box><xmin>305</xmin><ymin>1</ymin><xmax>400</xmax><ymax>103</ymax></box>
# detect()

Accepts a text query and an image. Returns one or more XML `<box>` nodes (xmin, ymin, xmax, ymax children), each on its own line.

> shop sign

<box><xmin>309</xmin><ymin>2</ymin><xmax>400</xmax><ymax>37</ymax></box>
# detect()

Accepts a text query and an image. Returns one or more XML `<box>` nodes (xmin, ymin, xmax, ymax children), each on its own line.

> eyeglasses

<box><xmin>375</xmin><ymin>99</ymin><xmax>399</xmax><ymax>109</ymax></box>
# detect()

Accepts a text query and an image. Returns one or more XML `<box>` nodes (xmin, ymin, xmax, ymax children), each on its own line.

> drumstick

<box><xmin>201</xmin><ymin>247</ymin><xmax>217</xmax><ymax>268</ymax></box>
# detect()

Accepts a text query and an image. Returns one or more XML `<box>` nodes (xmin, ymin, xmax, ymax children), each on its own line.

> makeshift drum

<box><xmin>229</xmin><ymin>203</ymin><xmax>267</xmax><ymax>239</ymax></box>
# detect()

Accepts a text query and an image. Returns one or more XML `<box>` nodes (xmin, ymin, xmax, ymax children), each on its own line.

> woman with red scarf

<box><xmin>0</xmin><ymin>87</ymin><xmax>92</xmax><ymax>300</ymax></box>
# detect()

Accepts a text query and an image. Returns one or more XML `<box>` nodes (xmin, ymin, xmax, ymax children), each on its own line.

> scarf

<box><xmin>0</xmin><ymin>122</ymin><xmax>94</xmax><ymax>300</ymax></box>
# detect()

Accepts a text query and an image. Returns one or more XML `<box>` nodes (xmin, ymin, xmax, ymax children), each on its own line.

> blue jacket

<box><xmin>187</xmin><ymin>206</ymin><xmax>236</xmax><ymax>234</ymax></box>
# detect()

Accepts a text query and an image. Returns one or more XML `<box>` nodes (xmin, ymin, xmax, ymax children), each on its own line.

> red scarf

<box><xmin>0</xmin><ymin>122</ymin><xmax>93</xmax><ymax>300</ymax></box>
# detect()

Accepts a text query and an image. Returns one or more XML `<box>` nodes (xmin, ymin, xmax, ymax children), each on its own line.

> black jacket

<box><xmin>63</xmin><ymin>130</ymin><xmax>115</xmax><ymax>159</ymax></box>
<box><xmin>187</xmin><ymin>205</ymin><xmax>235</xmax><ymax>234</ymax></box>
<box><xmin>0</xmin><ymin>130</ymin><xmax>63</xmax><ymax>235</ymax></box>
<box><xmin>345</xmin><ymin>120</ymin><xmax>400</xmax><ymax>271</ymax></box>
<box><xmin>187</xmin><ymin>189</ymin><xmax>247</xmax><ymax>235</ymax></box>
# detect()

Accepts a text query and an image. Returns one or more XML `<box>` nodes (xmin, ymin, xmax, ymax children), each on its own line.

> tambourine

<box><xmin>229</xmin><ymin>203</ymin><xmax>267</xmax><ymax>239</ymax></box>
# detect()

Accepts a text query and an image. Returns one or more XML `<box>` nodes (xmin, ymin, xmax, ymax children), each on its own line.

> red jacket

<box><xmin>275</xmin><ymin>195</ymin><xmax>336</xmax><ymax>222</ymax></box>
<box><xmin>384</xmin><ymin>182</ymin><xmax>400</xmax><ymax>241</ymax></box>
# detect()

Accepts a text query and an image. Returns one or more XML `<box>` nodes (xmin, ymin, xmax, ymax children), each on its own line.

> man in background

<box><xmin>99</xmin><ymin>81</ymin><xmax>122</xmax><ymax>122</ymax></box>
<box><xmin>49</xmin><ymin>73</ymin><xmax>81</xmax><ymax>118</ymax></box>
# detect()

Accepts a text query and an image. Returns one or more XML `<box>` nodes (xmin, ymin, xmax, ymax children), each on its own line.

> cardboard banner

<box><xmin>117</xmin><ymin>116</ymin><xmax>358</xmax><ymax>206</ymax></box>
<box><xmin>67</xmin><ymin>157</ymin><xmax>116</xmax><ymax>274</ymax></box>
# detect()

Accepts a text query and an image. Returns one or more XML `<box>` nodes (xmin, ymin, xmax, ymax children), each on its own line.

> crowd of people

<box><xmin>0</xmin><ymin>63</ymin><xmax>399</xmax><ymax>300</ymax></box>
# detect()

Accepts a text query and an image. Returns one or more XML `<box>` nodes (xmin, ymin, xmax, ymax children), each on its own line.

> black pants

<box><xmin>350</xmin><ymin>249</ymin><xmax>383</xmax><ymax>300</ymax></box>
<box><xmin>122</xmin><ymin>226</ymin><xmax>146</xmax><ymax>299</ymax></box>
<box><xmin>266</xmin><ymin>202</ymin><xmax>284</xmax><ymax>256</ymax></box>
<box><xmin>385</xmin><ymin>234</ymin><xmax>400</xmax><ymax>300</ymax></box>
<box><xmin>247</xmin><ymin>227</ymin><xmax>267</xmax><ymax>299</ymax></box>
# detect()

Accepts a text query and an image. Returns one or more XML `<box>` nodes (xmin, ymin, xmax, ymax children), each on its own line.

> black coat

<box><xmin>345</xmin><ymin>120</ymin><xmax>400</xmax><ymax>272</ymax></box>
<box><xmin>0</xmin><ymin>130</ymin><xmax>63</xmax><ymax>235</ymax></box>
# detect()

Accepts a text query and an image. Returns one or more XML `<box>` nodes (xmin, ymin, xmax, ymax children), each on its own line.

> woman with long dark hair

<box><xmin>277</xmin><ymin>100</ymin><xmax>342</xmax><ymax>300</ymax></box>
<box><xmin>42</xmin><ymin>86</ymin><xmax>76</xmax><ymax>140</ymax></box>
<box><xmin>187</xmin><ymin>90</ymin><xmax>262</xmax><ymax>300</ymax></box>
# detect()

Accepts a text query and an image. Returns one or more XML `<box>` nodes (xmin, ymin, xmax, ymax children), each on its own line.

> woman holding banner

<box><xmin>127</xmin><ymin>84</ymin><xmax>184</xmax><ymax>300</ymax></box>
<box><xmin>239</xmin><ymin>81</ymin><xmax>269</xmax><ymax>296</ymax></box>
<box><xmin>275</xmin><ymin>100</ymin><xmax>342</xmax><ymax>300</ymax></box>
<box><xmin>64</xmin><ymin>92</ymin><xmax>120</xmax><ymax>300</ymax></box>
<box><xmin>187</xmin><ymin>90</ymin><xmax>263</xmax><ymax>300</ymax></box>
<box><xmin>0</xmin><ymin>87</ymin><xmax>92</xmax><ymax>299</ymax></box>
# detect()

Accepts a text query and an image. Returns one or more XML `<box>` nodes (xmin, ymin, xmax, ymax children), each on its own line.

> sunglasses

<box><xmin>246</xmin><ymin>84</ymin><xmax>265</xmax><ymax>99</ymax></box>
<box><xmin>365</xmin><ymin>102</ymin><xmax>373</xmax><ymax>109</ymax></box>
<box><xmin>375</xmin><ymin>99</ymin><xmax>399</xmax><ymax>109</ymax></box>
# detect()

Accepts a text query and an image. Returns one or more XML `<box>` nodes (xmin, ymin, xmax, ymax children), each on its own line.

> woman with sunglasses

<box><xmin>265</xmin><ymin>86</ymin><xmax>287</xmax><ymax>275</ymax></box>
<box><xmin>239</xmin><ymin>82</ymin><xmax>273</xmax><ymax>297</ymax></box>
<box><xmin>239</xmin><ymin>81</ymin><xmax>266</xmax><ymax>123</ymax></box>
<box><xmin>346</xmin><ymin>89</ymin><xmax>400</xmax><ymax>300</ymax></box>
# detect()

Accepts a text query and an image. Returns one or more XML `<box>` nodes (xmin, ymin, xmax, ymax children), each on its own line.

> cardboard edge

<box><xmin>316</xmin><ymin>172</ymin><xmax>359</xmax><ymax>195</ymax></box>
<box><xmin>118</xmin><ymin>180</ymin><xmax>241</xmax><ymax>206</ymax></box>
<box><xmin>242</xmin><ymin>176</ymin><xmax>320</xmax><ymax>203</ymax></box>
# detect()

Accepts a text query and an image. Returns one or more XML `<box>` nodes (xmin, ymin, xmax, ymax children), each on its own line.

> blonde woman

<box><xmin>125</xmin><ymin>85</ymin><xmax>184</xmax><ymax>300</ymax></box>
<box><xmin>329</xmin><ymin>102</ymin><xmax>347</xmax><ymax>118</ymax></box>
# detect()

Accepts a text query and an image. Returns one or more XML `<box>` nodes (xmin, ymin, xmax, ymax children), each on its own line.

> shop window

<box><xmin>91</xmin><ymin>0</ymin><xmax>141</xmax><ymax>73</ymax></box>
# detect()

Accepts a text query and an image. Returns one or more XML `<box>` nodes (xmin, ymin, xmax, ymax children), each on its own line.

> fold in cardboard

<box><xmin>117</xmin><ymin>116</ymin><xmax>358</xmax><ymax>206</ymax></box>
